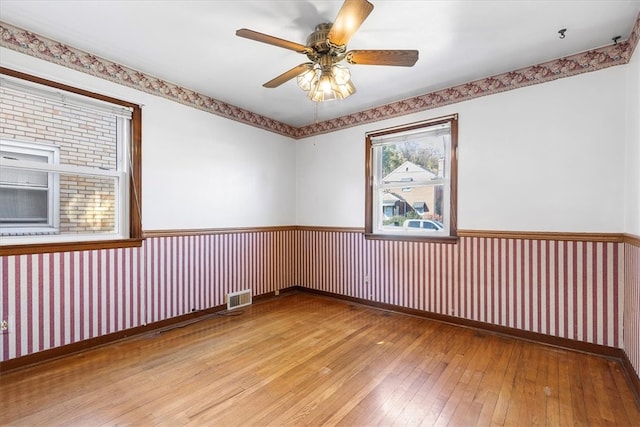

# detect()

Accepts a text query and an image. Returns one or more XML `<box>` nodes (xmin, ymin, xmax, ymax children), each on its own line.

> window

<box><xmin>0</xmin><ymin>141</ymin><xmax>59</xmax><ymax>234</ymax></box>
<box><xmin>365</xmin><ymin>114</ymin><xmax>458</xmax><ymax>241</ymax></box>
<box><xmin>0</xmin><ymin>68</ymin><xmax>142</xmax><ymax>253</ymax></box>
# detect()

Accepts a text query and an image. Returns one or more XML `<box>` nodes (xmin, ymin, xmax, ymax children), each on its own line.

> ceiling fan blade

<box><xmin>263</xmin><ymin>63</ymin><xmax>313</xmax><ymax>88</ymax></box>
<box><xmin>346</xmin><ymin>50</ymin><xmax>419</xmax><ymax>67</ymax></box>
<box><xmin>327</xmin><ymin>0</ymin><xmax>374</xmax><ymax>47</ymax></box>
<box><xmin>236</xmin><ymin>28</ymin><xmax>311</xmax><ymax>54</ymax></box>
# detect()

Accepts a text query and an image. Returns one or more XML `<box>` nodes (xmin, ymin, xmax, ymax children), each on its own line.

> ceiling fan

<box><xmin>236</xmin><ymin>0</ymin><xmax>419</xmax><ymax>102</ymax></box>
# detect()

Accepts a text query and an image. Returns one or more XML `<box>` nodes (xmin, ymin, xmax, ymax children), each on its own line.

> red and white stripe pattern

<box><xmin>296</xmin><ymin>231</ymin><xmax>624</xmax><ymax>348</ymax></box>
<box><xmin>144</xmin><ymin>231</ymin><xmax>295</xmax><ymax>323</ymax></box>
<box><xmin>0</xmin><ymin>247</ymin><xmax>143</xmax><ymax>361</ymax></box>
<box><xmin>0</xmin><ymin>230</ymin><xmax>296</xmax><ymax>361</ymax></box>
<box><xmin>624</xmin><ymin>240</ymin><xmax>640</xmax><ymax>378</ymax></box>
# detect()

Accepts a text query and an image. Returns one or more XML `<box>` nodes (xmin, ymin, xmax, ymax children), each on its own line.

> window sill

<box><xmin>364</xmin><ymin>233</ymin><xmax>459</xmax><ymax>244</ymax></box>
<box><xmin>0</xmin><ymin>238</ymin><xmax>144</xmax><ymax>256</ymax></box>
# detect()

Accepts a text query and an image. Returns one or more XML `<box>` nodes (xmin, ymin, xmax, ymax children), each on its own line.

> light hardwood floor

<box><xmin>1</xmin><ymin>292</ymin><xmax>639</xmax><ymax>426</ymax></box>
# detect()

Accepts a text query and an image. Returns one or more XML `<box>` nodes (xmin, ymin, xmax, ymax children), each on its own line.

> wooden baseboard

<box><xmin>0</xmin><ymin>305</ymin><xmax>218</xmax><ymax>373</ymax></box>
<box><xmin>293</xmin><ymin>286</ymin><xmax>640</xmax><ymax>405</ymax></box>
<box><xmin>620</xmin><ymin>348</ymin><xmax>640</xmax><ymax>407</ymax></box>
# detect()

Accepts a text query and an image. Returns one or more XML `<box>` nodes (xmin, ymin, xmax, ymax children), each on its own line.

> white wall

<box><xmin>296</xmin><ymin>66</ymin><xmax>628</xmax><ymax>233</ymax></box>
<box><xmin>141</xmin><ymin>96</ymin><xmax>295</xmax><ymax>229</ymax></box>
<box><xmin>1</xmin><ymin>48</ymin><xmax>297</xmax><ymax>230</ymax></box>
<box><xmin>295</xmin><ymin>127</ymin><xmax>366</xmax><ymax>227</ymax></box>
<box><xmin>625</xmin><ymin>45</ymin><xmax>640</xmax><ymax>236</ymax></box>
<box><xmin>2</xmin><ymin>46</ymin><xmax>632</xmax><ymax>234</ymax></box>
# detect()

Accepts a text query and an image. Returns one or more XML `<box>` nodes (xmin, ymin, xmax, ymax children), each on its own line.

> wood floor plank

<box><xmin>490</xmin><ymin>341</ymin><xmax>524</xmax><ymax>426</ymax></box>
<box><xmin>431</xmin><ymin>337</ymin><xmax>483</xmax><ymax>426</ymax></box>
<box><xmin>610</xmin><ymin>358</ymin><xmax>640</xmax><ymax>423</ymax></box>
<box><xmin>540</xmin><ymin>348</ymin><xmax>559</xmax><ymax>425</ymax></box>
<box><xmin>567</xmin><ymin>351</ymin><xmax>590</xmax><ymax>426</ymax></box>
<box><xmin>357</xmin><ymin>324</ymin><xmax>457</xmax><ymax>426</ymax></box>
<box><xmin>556</xmin><ymin>349</ymin><xmax>575</xmax><ymax>426</ymax></box>
<box><xmin>0</xmin><ymin>293</ymin><xmax>638</xmax><ymax>426</ymax></box>
<box><xmin>473</xmin><ymin>337</ymin><xmax>515</xmax><ymax>426</ymax></box>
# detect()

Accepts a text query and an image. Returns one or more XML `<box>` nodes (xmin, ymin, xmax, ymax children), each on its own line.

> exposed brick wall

<box><xmin>1</xmin><ymin>86</ymin><xmax>117</xmax><ymax>234</ymax></box>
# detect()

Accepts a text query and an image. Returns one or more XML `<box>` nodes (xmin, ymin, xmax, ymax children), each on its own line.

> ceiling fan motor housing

<box><xmin>306</xmin><ymin>23</ymin><xmax>346</xmax><ymax>63</ymax></box>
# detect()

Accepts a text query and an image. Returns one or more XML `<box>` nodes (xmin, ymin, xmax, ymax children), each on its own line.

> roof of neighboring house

<box><xmin>382</xmin><ymin>192</ymin><xmax>403</xmax><ymax>205</ymax></box>
<box><xmin>383</xmin><ymin>161</ymin><xmax>435</xmax><ymax>184</ymax></box>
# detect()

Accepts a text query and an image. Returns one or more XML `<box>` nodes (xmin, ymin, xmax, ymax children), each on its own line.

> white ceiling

<box><xmin>1</xmin><ymin>0</ymin><xmax>639</xmax><ymax>127</ymax></box>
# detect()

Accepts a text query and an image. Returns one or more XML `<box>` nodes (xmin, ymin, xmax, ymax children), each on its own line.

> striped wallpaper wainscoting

<box><xmin>0</xmin><ymin>247</ymin><xmax>144</xmax><ymax>362</ymax></box>
<box><xmin>296</xmin><ymin>230</ymin><xmax>624</xmax><ymax>348</ymax></box>
<box><xmin>624</xmin><ymin>237</ymin><xmax>640</xmax><ymax>378</ymax></box>
<box><xmin>0</xmin><ymin>229</ymin><xmax>296</xmax><ymax>361</ymax></box>
<box><xmin>144</xmin><ymin>231</ymin><xmax>296</xmax><ymax>323</ymax></box>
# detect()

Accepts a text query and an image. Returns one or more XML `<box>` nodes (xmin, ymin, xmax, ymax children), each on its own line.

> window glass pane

<box><xmin>0</xmin><ymin>150</ymin><xmax>49</xmax><ymax>186</ymax></box>
<box><xmin>0</xmin><ymin>168</ymin><xmax>48</xmax><ymax>187</ymax></box>
<box><xmin>59</xmin><ymin>173</ymin><xmax>117</xmax><ymax>235</ymax></box>
<box><xmin>378</xmin><ymin>184</ymin><xmax>444</xmax><ymax>229</ymax></box>
<box><xmin>381</xmin><ymin>138</ymin><xmax>447</xmax><ymax>181</ymax></box>
<box><xmin>55</xmin><ymin>108</ymin><xmax>118</xmax><ymax>170</ymax></box>
<box><xmin>0</xmin><ymin>187</ymin><xmax>48</xmax><ymax>223</ymax></box>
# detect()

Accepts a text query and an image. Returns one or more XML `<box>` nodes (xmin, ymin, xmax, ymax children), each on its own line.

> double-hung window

<box><xmin>365</xmin><ymin>114</ymin><xmax>458</xmax><ymax>241</ymax></box>
<box><xmin>0</xmin><ymin>140</ymin><xmax>60</xmax><ymax>234</ymax></box>
<box><xmin>0</xmin><ymin>68</ymin><xmax>142</xmax><ymax>252</ymax></box>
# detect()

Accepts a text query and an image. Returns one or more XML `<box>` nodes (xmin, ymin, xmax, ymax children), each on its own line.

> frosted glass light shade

<box><xmin>305</xmin><ymin>64</ymin><xmax>356</xmax><ymax>102</ymax></box>
<box><xmin>297</xmin><ymin>65</ymin><xmax>318</xmax><ymax>91</ymax></box>
<box><xmin>332</xmin><ymin>64</ymin><xmax>351</xmax><ymax>85</ymax></box>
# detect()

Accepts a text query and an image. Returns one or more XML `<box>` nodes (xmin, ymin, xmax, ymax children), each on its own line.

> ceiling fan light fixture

<box><xmin>306</xmin><ymin>65</ymin><xmax>355</xmax><ymax>102</ymax></box>
<box><xmin>308</xmin><ymin>69</ymin><xmax>338</xmax><ymax>102</ymax></box>
<box><xmin>297</xmin><ymin>64</ymin><xmax>319</xmax><ymax>91</ymax></box>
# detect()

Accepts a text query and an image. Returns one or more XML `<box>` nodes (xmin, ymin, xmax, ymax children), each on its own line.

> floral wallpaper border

<box><xmin>1</xmin><ymin>13</ymin><xmax>638</xmax><ymax>140</ymax></box>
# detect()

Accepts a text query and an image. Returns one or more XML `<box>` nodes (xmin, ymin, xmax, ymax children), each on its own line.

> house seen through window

<box><xmin>365</xmin><ymin>115</ymin><xmax>458</xmax><ymax>240</ymax></box>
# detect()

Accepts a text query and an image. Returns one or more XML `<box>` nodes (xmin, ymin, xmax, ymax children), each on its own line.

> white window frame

<box><xmin>0</xmin><ymin>140</ymin><xmax>60</xmax><ymax>235</ymax></box>
<box><xmin>365</xmin><ymin>114</ymin><xmax>458</xmax><ymax>241</ymax></box>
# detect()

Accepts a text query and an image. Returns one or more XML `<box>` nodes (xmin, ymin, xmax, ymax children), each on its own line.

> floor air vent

<box><xmin>227</xmin><ymin>289</ymin><xmax>252</xmax><ymax>310</ymax></box>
